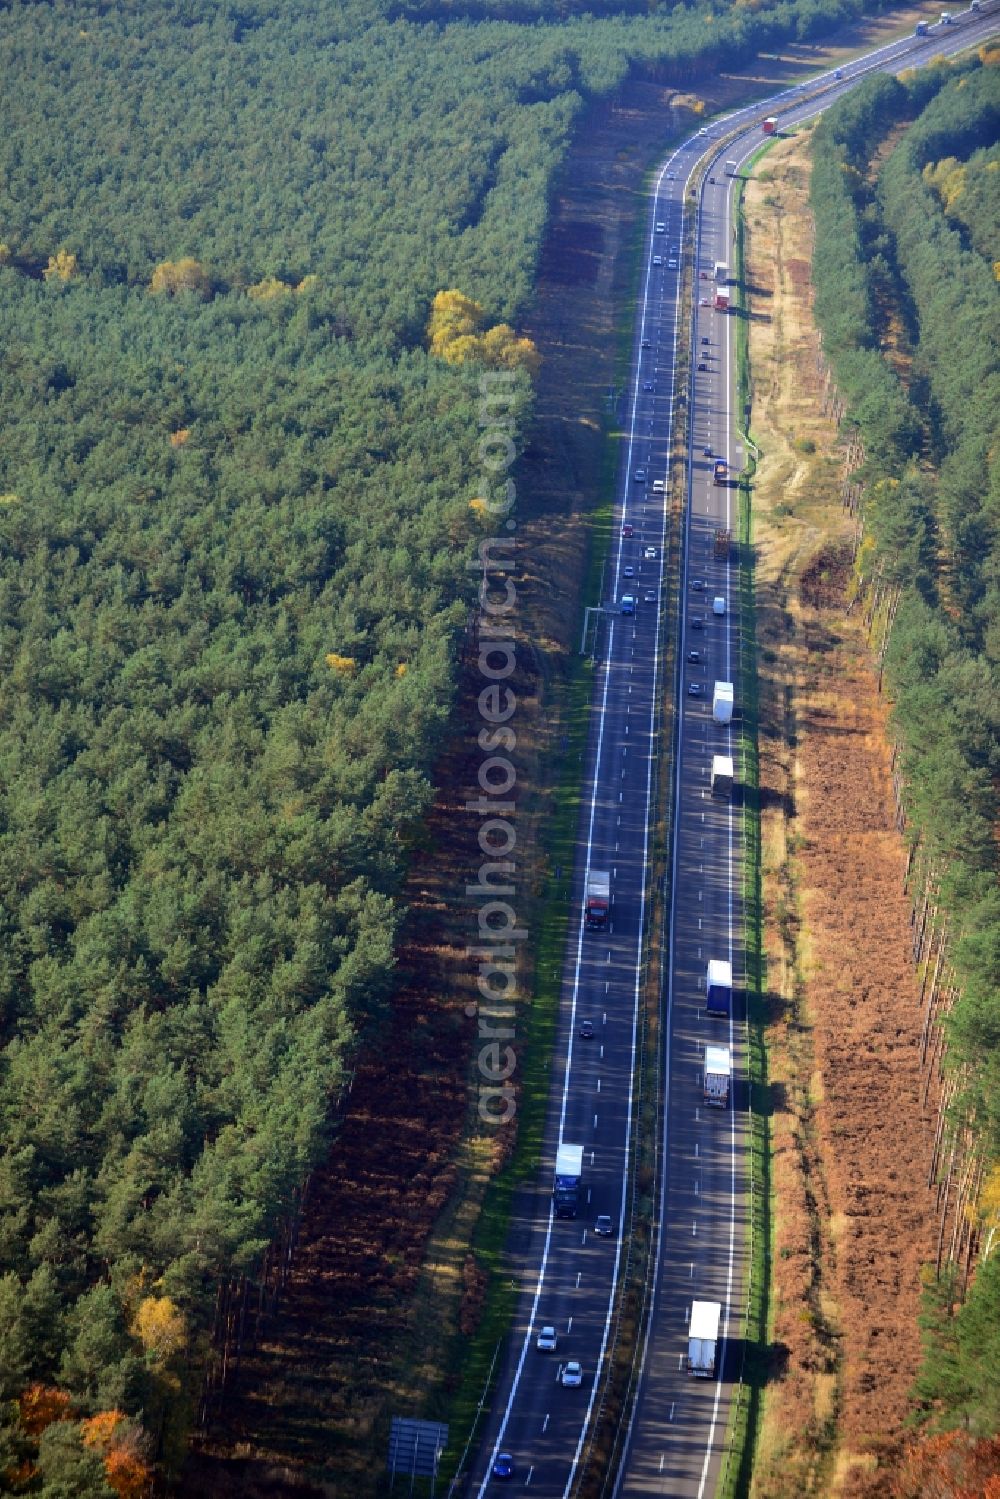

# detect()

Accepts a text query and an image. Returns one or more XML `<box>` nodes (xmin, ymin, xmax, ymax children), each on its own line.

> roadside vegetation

<box><xmin>0</xmin><ymin>0</ymin><xmax>963</xmax><ymax>1491</ymax></box>
<box><xmin>807</xmin><ymin>49</ymin><xmax>1000</xmax><ymax>1486</ymax></box>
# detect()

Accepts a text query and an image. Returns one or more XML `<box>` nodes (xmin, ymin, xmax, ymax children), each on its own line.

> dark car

<box><xmin>594</xmin><ymin>1214</ymin><xmax>614</xmax><ymax>1236</ymax></box>
<box><xmin>697</xmin><ymin>361</ymin><xmax>708</xmax><ymax>372</ymax></box>
<box><xmin>580</xmin><ymin>1019</ymin><xmax>595</xmax><ymax>1039</ymax></box>
<box><xmin>493</xmin><ymin>1452</ymin><xmax>514</xmax><ymax>1480</ymax></box>
<box><xmin>643</xmin><ymin>380</ymin><xmax>654</xmax><ymax>392</ymax></box>
<box><xmin>691</xmin><ymin>578</ymin><xmax>705</xmax><ymax>591</ymax></box>
<box><xmin>702</xmin><ymin>445</ymin><xmax>713</xmax><ymax>456</ymax></box>
<box><xmin>641</xmin><ymin>337</ymin><xmax>651</xmax><ymax>348</ymax></box>
<box><xmin>687</xmin><ymin>649</ymin><xmax>701</xmax><ymax>663</ymax></box>
<box><xmin>701</xmin><ymin>336</ymin><xmax>710</xmax><ymax>346</ymax></box>
<box><xmin>708</xmin><ymin>175</ymin><xmax>716</xmax><ymax>184</ymax></box>
<box><xmin>644</xmin><ymin>588</ymin><xmax>657</xmax><ymax>602</ymax></box>
<box><xmin>690</xmin><ymin>615</ymin><xmax>704</xmax><ymax>629</ymax></box>
<box><xmin>688</xmin><ymin>681</ymin><xmax>702</xmax><ymax>697</ymax></box>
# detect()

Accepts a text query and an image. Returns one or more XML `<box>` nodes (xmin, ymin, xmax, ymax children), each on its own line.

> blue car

<box><xmin>493</xmin><ymin>1451</ymin><xmax>514</xmax><ymax>1479</ymax></box>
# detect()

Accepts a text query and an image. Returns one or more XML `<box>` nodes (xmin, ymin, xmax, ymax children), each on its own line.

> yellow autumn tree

<box><xmin>43</xmin><ymin>249</ymin><xmax>78</xmax><ymax>282</ymax></box>
<box><xmin>923</xmin><ymin>155</ymin><xmax>966</xmax><ymax>212</ymax></box>
<box><xmin>247</xmin><ymin>275</ymin><xmax>290</xmax><ymax>300</ymax></box>
<box><xmin>149</xmin><ymin>258</ymin><xmax>212</xmax><ymax>299</ymax></box>
<box><xmin>975</xmin><ymin>1165</ymin><xmax>1000</xmax><ymax>1259</ymax></box>
<box><xmin>0</xmin><ymin>243</ymin><xmax>12</xmax><ymax>265</ymax></box>
<box><xmin>427</xmin><ymin>289</ymin><xmax>539</xmax><ymax>374</ymax></box>
<box><xmin>479</xmin><ymin>322</ymin><xmax>541</xmax><ymax>376</ymax></box>
<box><xmin>427</xmin><ymin>288</ymin><xmax>485</xmax><ymax>358</ymax></box>
<box><xmin>325</xmin><ymin>653</ymin><xmax>356</xmax><ymax>676</ymax></box>
<box><xmin>133</xmin><ymin>1295</ymin><xmax>187</xmax><ymax>1363</ymax></box>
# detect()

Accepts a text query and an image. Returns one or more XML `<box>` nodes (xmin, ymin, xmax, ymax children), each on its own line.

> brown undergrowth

<box><xmin>745</xmin><ymin>131</ymin><xmax>938</xmax><ymax>1497</ymax></box>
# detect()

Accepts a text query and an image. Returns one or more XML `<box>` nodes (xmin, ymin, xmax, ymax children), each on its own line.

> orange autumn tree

<box><xmin>81</xmin><ymin>1411</ymin><xmax>153</xmax><ymax>1499</ymax></box>
<box><xmin>17</xmin><ymin>1384</ymin><xmax>73</xmax><ymax>1436</ymax></box>
<box><xmin>889</xmin><ymin>1431</ymin><xmax>1000</xmax><ymax>1498</ymax></box>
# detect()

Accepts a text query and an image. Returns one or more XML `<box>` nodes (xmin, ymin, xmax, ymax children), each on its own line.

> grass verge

<box><xmin>716</xmin><ymin>157</ymin><xmax>771</xmax><ymax>1499</ymax></box>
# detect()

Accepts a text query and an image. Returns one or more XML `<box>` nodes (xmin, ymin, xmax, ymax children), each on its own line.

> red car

<box><xmin>621</xmin><ymin>522</ymin><xmax>634</xmax><ymax>538</ymax></box>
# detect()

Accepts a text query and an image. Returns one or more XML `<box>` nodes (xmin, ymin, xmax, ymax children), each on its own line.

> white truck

<box><xmin>706</xmin><ymin>958</ymin><xmax>733</xmax><ymax>1017</ymax></box>
<box><xmin>712</xmin><ymin>682</ymin><xmax>734</xmax><ymax>725</ymax></box>
<box><xmin>554</xmin><ymin>1144</ymin><xmax>584</xmax><ymax>1218</ymax></box>
<box><xmin>585</xmin><ymin>870</ymin><xmax>610</xmax><ymax>930</ymax></box>
<box><xmin>688</xmin><ymin>1300</ymin><xmax>722</xmax><ymax>1376</ymax></box>
<box><xmin>711</xmin><ymin>753</ymin><xmax>734</xmax><ymax>798</ymax></box>
<box><xmin>704</xmin><ymin>1045</ymin><xmax>732</xmax><ymax>1107</ymax></box>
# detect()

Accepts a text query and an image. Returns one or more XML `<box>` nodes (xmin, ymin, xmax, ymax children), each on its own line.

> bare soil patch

<box><xmin>745</xmin><ymin>131</ymin><xmax>938</xmax><ymax>1498</ymax></box>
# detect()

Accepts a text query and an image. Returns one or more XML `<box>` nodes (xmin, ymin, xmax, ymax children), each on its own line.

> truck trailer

<box><xmin>713</xmin><ymin>287</ymin><xmax>730</xmax><ymax>312</ymax></box>
<box><xmin>688</xmin><ymin>1300</ymin><xmax>722</xmax><ymax>1376</ymax></box>
<box><xmin>711</xmin><ymin>754</ymin><xmax>734</xmax><ymax>798</ymax></box>
<box><xmin>712</xmin><ymin>682</ymin><xmax>734</xmax><ymax>725</ymax></box>
<box><xmin>585</xmin><ymin>870</ymin><xmax>610</xmax><ymax>930</ymax></box>
<box><xmin>762</xmin><ymin>116</ymin><xmax>777</xmax><ymax>135</ymax></box>
<box><xmin>714</xmin><ymin>526</ymin><xmax>731</xmax><ymax>557</ymax></box>
<box><xmin>554</xmin><ymin>1144</ymin><xmax>584</xmax><ymax>1218</ymax></box>
<box><xmin>713</xmin><ymin>260</ymin><xmax>729</xmax><ymax>284</ymax></box>
<box><xmin>706</xmin><ymin>958</ymin><xmax>733</xmax><ymax>1016</ymax></box>
<box><xmin>704</xmin><ymin>1045</ymin><xmax>732</xmax><ymax>1107</ymax></box>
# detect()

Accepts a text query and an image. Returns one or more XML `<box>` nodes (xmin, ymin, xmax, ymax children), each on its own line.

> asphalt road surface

<box><xmin>467</xmin><ymin>8</ymin><xmax>998</xmax><ymax>1495</ymax></box>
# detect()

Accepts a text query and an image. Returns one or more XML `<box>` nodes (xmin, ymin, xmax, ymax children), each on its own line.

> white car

<box><xmin>655</xmin><ymin>221</ymin><xmax>666</xmax><ymax>233</ymax></box>
<box><xmin>537</xmin><ymin>1325</ymin><xmax>557</xmax><ymax>1352</ymax></box>
<box><xmin>561</xmin><ymin>1361</ymin><xmax>584</xmax><ymax>1388</ymax></box>
<box><xmin>644</xmin><ymin>546</ymin><xmax>656</xmax><ymax>559</ymax></box>
<box><xmin>713</xmin><ymin>596</ymin><xmax>726</xmax><ymax>615</ymax></box>
<box><xmin>653</xmin><ymin>254</ymin><xmax>663</xmax><ymax>266</ymax></box>
<box><xmin>634</xmin><ymin>468</ymin><xmax>646</xmax><ymax>482</ymax></box>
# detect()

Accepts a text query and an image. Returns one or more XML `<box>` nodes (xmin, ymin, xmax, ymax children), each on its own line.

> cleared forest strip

<box><xmin>743</xmin><ymin>131</ymin><xmax>938</xmax><ymax>1497</ymax></box>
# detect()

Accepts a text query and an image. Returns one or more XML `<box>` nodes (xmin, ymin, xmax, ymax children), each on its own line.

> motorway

<box><xmin>468</xmin><ymin>7</ymin><xmax>999</xmax><ymax>1496</ymax></box>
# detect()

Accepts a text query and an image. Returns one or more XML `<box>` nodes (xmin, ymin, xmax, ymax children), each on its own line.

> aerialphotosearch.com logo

<box><xmin>467</xmin><ymin>371</ymin><xmax>521</xmax><ymax>1127</ymax></box>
